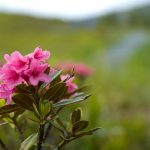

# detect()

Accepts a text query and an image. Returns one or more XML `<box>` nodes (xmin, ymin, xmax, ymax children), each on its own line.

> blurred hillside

<box><xmin>0</xmin><ymin>4</ymin><xmax>149</xmax><ymax>61</ymax></box>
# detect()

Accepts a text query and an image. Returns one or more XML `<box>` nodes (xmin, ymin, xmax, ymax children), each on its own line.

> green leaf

<box><xmin>0</xmin><ymin>104</ymin><xmax>21</xmax><ymax>115</ymax></box>
<box><xmin>53</xmin><ymin>95</ymin><xmax>90</xmax><ymax>108</ymax></box>
<box><xmin>71</xmin><ymin>108</ymin><xmax>82</xmax><ymax>125</ymax></box>
<box><xmin>33</xmin><ymin>103</ymin><xmax>40</xmax><ymax>117</ymax></box>
<box><xmin>66</xmin><ymin>86</ymin><xmax>88</xmax><ymax>97</ymax></box>
<box><xmin>12</xmin><ymin>93</ymin><xmax>36</xmax><ymax>111</ymax></box>
<box><xmin>88</xmin><ymin>127</ymin><xmax>101</xmax><ymax>134</ymax></box>
<box><xmin>41</xmin><ymin>70</ymin><xmax>62</xmax><ymax>90</ymax></box>
<box><xmin>14</xmin><ymin>108</ymin><xmax>25</xmax><ymax>119</ymax></box>
<box><xmin>41</xmin><ymin>102</ymin><xmax>52</xmax><ymax>117</ymax></box>
<box><xmin>43</xmin><ymin>82</ymin><xmax>67</xmax><ymax>102</ymax></box>
<box><xmin>15</xmin><ymin>84</ymin><xmax>35</xmax><ymax>94</ymax></box>
<box><xmin>51</xmin><ymin>70</ymin><xmax>62</xmax><ymax>81</ymax></box>
<box><xmin>0</xmin><ymin>99</ymin><xmax>6</xmax><ymax>107</ymax></box>
<box><xmin>3</xmin><ymin>117</ymin><xmax>15</xmax><ymax>128</ymax></box>
<box><xmin>20</xmin><ymin>133</ymin><xmax>38</xmax><ymax>150</ymax></box>
<box><xmin>72</xmin><ymin>120</ymin><xmax>89</xmax><ymax>133</ymax></box>
<box><xmin>27</xmin><ymin>112</ymin><xmax>40</xmax><ymax>123</ymax></box>
<box><xmin>76</xmin><ymin>127</ymin><xmax>101</xmax><ymax>136</ymax></box>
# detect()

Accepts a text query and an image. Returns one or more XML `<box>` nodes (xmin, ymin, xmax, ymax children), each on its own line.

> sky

<box><xmin>0</xmin><ymin>0</ymin><xmax>149</xmax><ymax>21</ymax></box>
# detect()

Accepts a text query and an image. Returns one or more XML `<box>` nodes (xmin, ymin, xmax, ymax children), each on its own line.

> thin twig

<box><xmin>0</xmin><ymin>139</ymin><xmax>9</xmax><ymax>150</ymax></box>
<box><xmin>57</xmin><ymin>131</ymin><xmax>94</xmax><ymax>149</ymax></box>
<box><xmin>36</xmin><ymin>123</ymin><xmax>45</xmax><ymax>150</ymax></box>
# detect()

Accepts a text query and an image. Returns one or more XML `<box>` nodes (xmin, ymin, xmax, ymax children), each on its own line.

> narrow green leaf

<box><xmin>0</xmin><ymin>104</ymin><xmax>21</xmax><ymax>115</ymax></box>
<box><xmin>41</xmin><ymin>70</ymin><xmax>62</xmax><ymax>90</ymax></box>
<box><xmin>12</xmin><ymin>93</ymin><xmax>35</xmax><ymax>111</ymax></box>
<box><xmin>41</xmin><ymin>102</ymin><xmax>52</xmax><ymax>117</ymax></box>
<box><xmin>20</xmin><ymin>133</ymin><xmax>38</xmax><ymax>150</ymax></box>
<box><xmin>3</xmin><ymin>117</ymin><xmax>15</xmax><ymax>128</ymax></box>
<box><xmin>66</xmin><ymin>86</ymin><xmax>88</xmax><ymax>97</ymax></box>
<box><xmin>33</xmin><ymin>103</ymin><xmax>40</xmax><ymax>117</ymax></box>
<box><xmin>76</xmin><ymin>127</ymin><xmax>101</xmax><ymax>136</ymax></box>
<box><xmin>72</xmin><ymin>120</ymin><xmax>89</xmax><ymax>133</ymax></box>
<box><xmin>71</xmin><ymin>108</ymin><xmax>82</xmax><ymax>125</ymax></box>
<box><xmin>53</xmin><ymin>95</ymin><xmax>90</xmax><ymax>108</ymax></box>
<box><xmin>15</xmin><ymin>84</ymin><xmax>35</xmax><ymax>94</ymax></box>
<box><xmin>43</xmin><ymin>82</ymin><xmax>67</xmax><ymax>102</ymax></box>
<box><xmin>14</xmin><ymin>108</ymin><xmax>25</xmax><ymax>118</ymax></box>
<box><xmin>89</xmin><ymin>127</ymin><xmax>101</xmax><ymax>133</ymax></box>
<box><xmin>50</xmin><ymin>70</ymin><xmax>62</xmax><ymax>82</ymax></box>
<box><xmin>27</xmin><ymin>112</ymin><xmax>40</xmax><ymax>123</ymax></box>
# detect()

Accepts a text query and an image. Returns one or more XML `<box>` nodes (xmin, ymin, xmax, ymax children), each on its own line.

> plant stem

<box><xmin>57</xmin><ymin>131</ymin><xmax>94</xmax><ymax>150</ymax></box>
<box><xmin>43</xmin><ymin>123</ymin><xmax>52</xmax><ymax>142</ymax></box>
<box><xmin>36</xmin><ymin>123</ymin><xmax>45</xmax><ymax>150</ymax></box>
<box><xmin>0</xmin><ymin>139</ymin><xmax>9</xmax><ymax>150</ymax></box>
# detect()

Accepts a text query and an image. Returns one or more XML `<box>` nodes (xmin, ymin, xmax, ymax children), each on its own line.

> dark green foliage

<box><xmin>53</xmin><ymin>95</ymin><xmax>90</xmax><ymax>107</ymax></box>
<box><xmin>71</xmin><ymin>108</ymin><xmax>82</xmax><ymax>125</ymax></box>
<box><xmin>72</xmin><ymin>120</ymin><xmax>89</xmax><ymax>133</ymax></box>
<box><xmin>20</xmin><ymin>133</ymin><xmax>38</xmax><ymax>150</ymax></box>
<box><xmin>43</xmin><ymin>82</ymin><xmax>67</xmax><ymax>102</ymax></box>
<box><xmin>15</xmin><ymin>84</ymin><xmax>35</xmax><ymax>94</ymax></box>
<box><xmin>12</xmin><ymin>93</ymin><xmax>36</xmax><ymax>111</ymax></box>
<box><xmin>0</xmin><ymin>104</ymin><xmax>21</xmax><ymax>115</ymax></box>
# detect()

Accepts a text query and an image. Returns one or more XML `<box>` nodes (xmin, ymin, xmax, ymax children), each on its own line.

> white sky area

<box><xmin>0</xmin><ymin>0</ymin><xmax>149</xmax><ymax>20</ymax></box>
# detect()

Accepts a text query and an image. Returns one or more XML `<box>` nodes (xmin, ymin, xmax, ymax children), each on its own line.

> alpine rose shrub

<box><xmin>0</xmin><ymin>47</ymin><xmax>99</xmax><ymax>150</ymax></box>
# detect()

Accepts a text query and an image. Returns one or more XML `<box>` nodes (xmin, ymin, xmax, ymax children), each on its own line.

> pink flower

<box><xmin>0</xmin><ymin>64</ymin><xmax>23</xmax><ymax>88</ymax></box>
<box><xmin>0</xmin><ymin>84</ymin><xmax>14</xmax><ymax>104</ymax></box>
<box><xmin>29</xmin><ymin>47</ymin><xmax>50</xmax><ymax>61</ymax></box>
<box><xmin>56</xmin><ymin>61</ymin><xmax>74</xmax><ymax>73</ymax></box>
<box><xmin>24</xmin><ymin>59</ymin><xmax>50</xmax><ymax>86</ymax></box>
<box><xmin>75</xmin><ymin>64</ymin><xmax>93</xmax><ymax>77</ymax></box>
<box><xmin>4</xmin><ymin>51</ymin><xmax>29</xmax><ymax>71</ymax></box>
<box><xmin>56</xmin><ymin>61</ymin><xmax>93</xmax><ymax>78</ymax></box>
<box><xmin>61</xmin><ymin>74</ymin><xmax>77</xmax><ymax>93</ymax></box>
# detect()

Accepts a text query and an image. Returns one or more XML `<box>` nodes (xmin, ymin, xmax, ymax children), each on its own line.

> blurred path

<box><xmin>94</xmin><ymin>31</ymin><xmax>148</xmax><ymax>70</ymax></box>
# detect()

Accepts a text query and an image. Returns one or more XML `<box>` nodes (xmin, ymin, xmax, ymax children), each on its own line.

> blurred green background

<box><xmin>0</xmin><ymin>4</ymin><xmax>150</xmax><ymax>150</ymax></box>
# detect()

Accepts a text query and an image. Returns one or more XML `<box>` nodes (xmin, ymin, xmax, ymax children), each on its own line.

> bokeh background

<box><xmin>0</xmin><ymin>0</ymin><xmax>150</xmax><ymax>149</ymax></box>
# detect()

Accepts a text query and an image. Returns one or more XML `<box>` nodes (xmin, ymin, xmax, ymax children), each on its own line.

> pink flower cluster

<box><xmin>57</xmin><ymin>61</ymin><xmax>93</xmax><ymax>78</ymax></box>
<box><xmin>0</xmin><ymin>47</ymin><xmax>51</xmax><ymax>104</ymax></box>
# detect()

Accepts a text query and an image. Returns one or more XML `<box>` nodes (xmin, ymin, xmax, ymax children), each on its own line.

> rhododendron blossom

<box><xmin>4</xmin><ymin>51</ymin><xmax>29</xmax><ymax>71</ymax></box>
<box><xmin>29</xmin><ymin>47</ymin><xmax>50</xmax><ymax>61</ymax></box>
<box><xmin>57</xmin><ymin>61</ymin><xmax>93</xmax><ymax>78</ymax></box>
<box><xmin>75</xmin><ymin>63</ymin><xmax>93</xmax><ymax>77</ymax></box>
<box><xmin>24</xmin><ymin>59</ymin><xmax>50</xmax><ymax>86</ymax></box>
<box><xmin>61</xmin><ymin>74</ymin><xmax>77</xmax><ymax>93</ymax></box>
<box><xmin>0</xmin><ymin>84</ymin><xmax>14</xmax><ymax>104</ymax></box>
<box><xmin>0</xmin><ymin>64</ymin><xmax>23</xmax><ymax>88</ymax></box>
<box><xmin>0</xmin><ymin>47</ymin><xmax>52</xmax><ymax>104</ymax></box>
